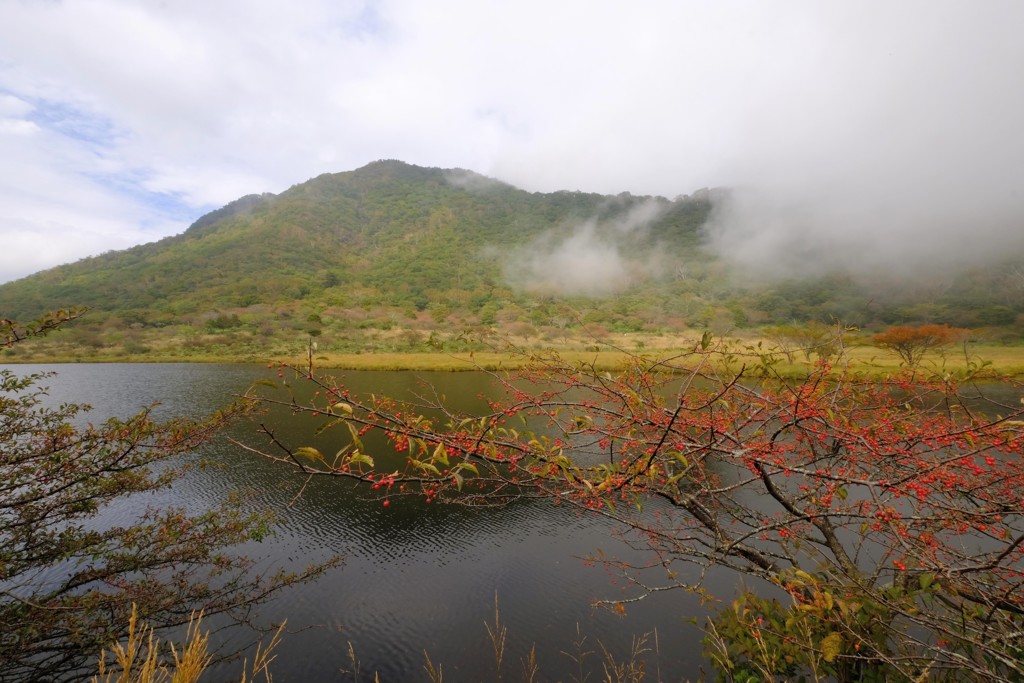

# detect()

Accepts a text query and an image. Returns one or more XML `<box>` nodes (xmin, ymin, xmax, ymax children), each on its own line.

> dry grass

<box><xmin>92</xmin><ymin>604</ymin><xmax>283</xmax><ymax>683</ymax></box>
<box><xmin>305</xmin><ymin>343</ymin><xmax>1024</xmax><ymax>378</ymax></box>
<box><xmin>93</xmin><ymin>605</ymin><xmax>208</xmax><ymax>683</ymax></box>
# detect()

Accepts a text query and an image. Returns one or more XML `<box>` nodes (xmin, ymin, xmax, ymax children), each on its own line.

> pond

<box><xmin>5</xmin><ymin>363</ymin><xmax>732</xmax><ymax>681</ymax></box>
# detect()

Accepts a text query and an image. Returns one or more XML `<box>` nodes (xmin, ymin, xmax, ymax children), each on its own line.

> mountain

<box><xmin>0</xmin><ymin>161</ymin><xmax>710</xmax><ymax>320</ymax></box>
<box><xmin>1</xmin><ymin>160</ymin><xmax>1021</xmax><ymax>360</ymax></box>
<box><xmin>0</xmin><ymin>161</ymin><xmax>722</xmax><ymax>356</ymax></box>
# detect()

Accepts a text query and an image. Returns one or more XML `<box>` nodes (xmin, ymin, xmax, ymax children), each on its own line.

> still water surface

<box><xmin>7</xmin><ymin>363</ymin><xmax>726</xmax><ymax>681</ymax></box>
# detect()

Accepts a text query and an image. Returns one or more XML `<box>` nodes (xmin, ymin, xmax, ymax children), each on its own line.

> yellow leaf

<box><xmin>821</xmin><ymin>632</ymin><xmax>842</xmax><ymax>663</ymax></box>
<box><xmin>794</xmin><ymin>570</ymin><xmax>815</xmax><ymax>583</ymax></box>
<box><xmin>433</xmin><ymin>442</ymin><xmax>449</xmax><ymax>466</ymax></box>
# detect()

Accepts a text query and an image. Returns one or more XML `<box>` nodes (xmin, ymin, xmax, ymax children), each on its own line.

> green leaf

<box><xmin>669</xmin><ymin>451</ymin><xmax>689</xmax><ymax>467</ymax></box>
<box><xmin>348</xmin><ymin>451</ymin><xmax>374</xmax><ymax>468</ymax></box>
<box><xmin>412</xmin><ymin>459</ymin><xmax>441</xmax><ymax>476</ymax></box>
<box><xmin>293</xmin><ymin>446</ymin><xmax>325</xmax><ymax>461</ymax></box>
<box><xmin>454</xmin><ymin>462</ymin><xmax>479</xmax><ymax>476</ymax></box>
<box><xmin>346</xmin><ymin>421</ymin><xmax>364</xmax><ymax>451</ymax></box>
<box><xmin>919</xmin><ymin>573</ymin><xmax>935</xmax><ymax>591</ymax></box>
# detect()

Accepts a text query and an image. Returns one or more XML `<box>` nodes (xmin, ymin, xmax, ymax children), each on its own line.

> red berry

<box><xmin>382</xmin><ymin>500</ymin><xmax>390</xmax><ymax>507</ymax></box>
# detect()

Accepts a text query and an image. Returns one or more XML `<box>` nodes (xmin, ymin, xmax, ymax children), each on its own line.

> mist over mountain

<box><xmin>705</xmin><ymin>171</ymin><xmax>1024</xmax><ymax>283</ymax></box>
<box><xmin>677</xmin><ymin>4</ymin><xmax>1024</xmax><ymax>285</ymax></box>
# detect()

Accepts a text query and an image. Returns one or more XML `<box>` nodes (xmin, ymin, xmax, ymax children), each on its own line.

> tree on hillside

<box><xmin>872</xmin><ymin>323</ymin><xmax>969</xmax><ymax>368</ymax></box>
<box><xmin>246</xmin><ymin>337</ymin><xmax>1024</xmax><ymax>681</ymax></box>
<box><xmin>0</xmin><ymin>310</ymin><xmax>329</xmax><ymax>682</ymax></box>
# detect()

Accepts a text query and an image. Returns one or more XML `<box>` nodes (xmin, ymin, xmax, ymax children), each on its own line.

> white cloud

<box><xmin>0</xmin><ymin>93</ymin><xmax>32</xmax><ymax>117</ymax></box>
<box><xmin>0</xmin><ymin>118</ymin><xmax>38</xmax><ymax>135</ymax></box>
<box><xmin>0</xmin><ymin>0</ymin><xmax>1021</xmax><ymax>283</ymax></box>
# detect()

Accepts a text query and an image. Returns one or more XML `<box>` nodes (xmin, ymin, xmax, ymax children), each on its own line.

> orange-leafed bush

<box><xmin>872</xmin><ymin>323</ymin><xmax>968</xmax><ymax>367</ymax></box>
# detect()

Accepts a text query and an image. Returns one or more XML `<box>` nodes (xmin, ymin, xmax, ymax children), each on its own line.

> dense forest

<box><xmin>1</xmin><ymin>160</ymin><xmax>1021</xmax><ymax>359</ymax></box>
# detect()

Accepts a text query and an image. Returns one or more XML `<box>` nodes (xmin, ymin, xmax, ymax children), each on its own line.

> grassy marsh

<box><xmin>7</xmin><ymin>332</ymin><xmax>1024</xmax><ymax>379</ymax></box>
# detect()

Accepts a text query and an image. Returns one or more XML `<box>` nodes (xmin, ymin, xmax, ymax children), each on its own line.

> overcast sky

<box><xmin>1</xmin><ymin>0</ymin><xmax>1022</xmax><ymax>284</ymax></box>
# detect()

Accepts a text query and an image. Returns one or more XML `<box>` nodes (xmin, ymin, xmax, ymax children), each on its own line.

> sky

<box><xmin>1</xmin><ymin>0</ymin><xmax>1023</xmax><ymax>284</ymax></box>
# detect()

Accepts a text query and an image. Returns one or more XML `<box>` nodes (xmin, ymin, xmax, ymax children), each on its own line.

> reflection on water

<box><xmin>4</xmin><ymin>363</ymin><xmax>719</xmax><ymax>681</ymax></box>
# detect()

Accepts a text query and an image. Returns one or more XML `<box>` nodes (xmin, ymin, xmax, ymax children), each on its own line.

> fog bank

<box><xmin>702</xmin><ymin>3</ymin><xmax>1024</xmax><ymax>280</ymax></box>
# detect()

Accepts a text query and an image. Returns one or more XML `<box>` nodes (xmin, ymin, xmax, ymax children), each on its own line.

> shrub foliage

<box><xmin>248</xmin><ymin>336</ymin><xmax>1024</xmax><ymax>681</ymax></box>
<box><xmin>1</xmin><ymin>310</ymin><xmax>326</xmax><ymax>682</ymax></box>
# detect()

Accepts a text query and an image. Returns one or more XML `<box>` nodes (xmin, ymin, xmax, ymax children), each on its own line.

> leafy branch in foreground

<box><xmin>0</xmin><ymin>316</ymin><xmax>333</xmax><ymax>682</ymax></box>
<box><xmin>1</xmin><ymin>306</ymin><xmax>86</xmax><ymax>347</ymax></box>
<box><xmin>245</xmin><ymin>335</ymin><xmax>1024</xmax><ymax>682</ymax></box>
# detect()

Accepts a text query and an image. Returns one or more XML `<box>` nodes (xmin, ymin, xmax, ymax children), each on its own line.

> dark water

<box><xmin>5</xmin><ymin>363</ymin><xmax>729</xmax><ymax>682</ymax></box>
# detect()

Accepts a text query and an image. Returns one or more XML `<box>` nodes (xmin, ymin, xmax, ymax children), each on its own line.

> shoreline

<box><xmin>6</xmin><ymin>345</ymin><xmax>1024</xmax><ymax>379</ymax></box>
